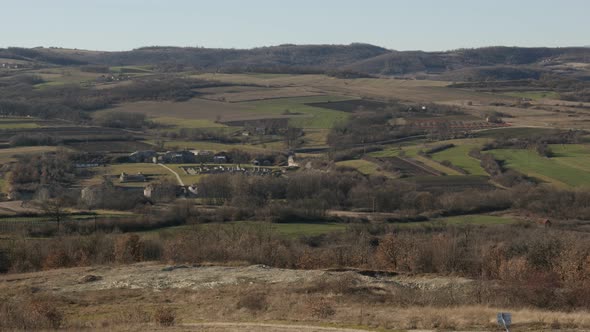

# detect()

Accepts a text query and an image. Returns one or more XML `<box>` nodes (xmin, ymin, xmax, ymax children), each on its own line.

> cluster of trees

<box><xmin>2</xmin><ymin>221</ymin><xmax>590</xmax><ymax>310</ymax></box>
<box><xmin>9</xmin><ymin>133</ymin><xmax>62</xmax><ymax>147</ymax></box>
<box><xmin>480</xmin><ymin>130</ymin><xmax>582</xmax><ymax>158</ymax></box>
<box><xmin>327</xmin><ymin>102</ymin><xmax>463</xmax><ymax>151</ymax></box>
<box><xmin>8</xmin><ymin>150</ymin><xmax>75</xmax><ymax>195</ymax></box>
<box><xmin>194</xmin><ymin>170</ymin><xmax>590</xmax><ymax>220</ymax></box>
<box><xmin>93</xmin><ymin>112</ymin><xmax>152</xmax><ymax>129</ymax></box>
<box><xmin>0</xmin><ymin>75</ymin><xmax>218</xmax><ymax>124</ymax></box>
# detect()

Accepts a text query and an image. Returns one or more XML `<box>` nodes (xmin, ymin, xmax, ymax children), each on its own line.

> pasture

<box><xmin>431</xmin><ymin>144</ymin><xmax>487</xmax><ymax>175</ymax></box>
<box><xmin>335</xmin><ymin>159</ymin><xmax>393</xmax><ymax>177</ymax></box>
<box><xmin>243</xmin><ymin>95</ymin><xmax>353</xmax><ymax>128</ymax></box>
<box><xmin>160</xmin><ymin>140</ymin><xmax>276</xmax><ymax>153</ymax></box>
<box><xmin>0</xmin><ymin>118</ymin><xmax>40</xmax><ymax>129</ymax></box>
<box><xmin>550</xmin><ymin>144</ymin><xmax>590</xmax><ymax>172</ymax></box>
<box><xmin>487</xmin><ymin>147</ymin><xmax>590</xmax><ymax>187</ymax></box>
<box><xmin>81</xmin><ymin>163</ymin><xmax>172</xmax><ymax>187</ymax></box>
<box><xmin>412</xmin><ymin>155</ymin><xmax>463</xmax><ymax>175</ymax></box>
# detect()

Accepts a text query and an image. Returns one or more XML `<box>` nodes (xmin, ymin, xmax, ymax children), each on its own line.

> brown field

<box><xmin>198</xmin><ymin>85</ymin><xmax>326</xmax><ymax>103</ymax></box>
<box><xmin>0</xmin><ymin>146</ymin><xmax>64</xmax><ymax>163</ymax></box>
<box><xmin>66</xmin><ymin>140</ymin><xmax>157</xmax><ymax>153</ymax></box>
<box><xmin>190</xmin><ymin>73</ymin><xmax>590</xmax><ymax>132</ymax></box>
<box><xmin>107</xmin><ymin>98</ymin><xmax>287</xmax><ymax>123</ymax></box>
<box><xmin>193</xmin><ymin>73</ymin><xmax>515</xmax><ymax>104</ymax></box>
<box><xmin>0</xmin><ymin>126</ymin><xmax>137</xmax><ymax>142</ymax></box>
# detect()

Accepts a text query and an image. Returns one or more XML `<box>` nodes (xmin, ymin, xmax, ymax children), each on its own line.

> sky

<box><xmin>1</xmin><ymin>0</ymin><xmax>588</xmax><ymax>51</ymax></box>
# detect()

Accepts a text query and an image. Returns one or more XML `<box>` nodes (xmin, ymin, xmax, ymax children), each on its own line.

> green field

<box><xmin>431</xmin><ymin>145</ymin><xmax>487</xmax><ymax>175</ymax></box>
<box><xmin>246</xmin><ymin>96</ymin><xmax>353</xmax><ymax>128</ymax></box>
<box><xmin>411</xmin><ymin>155</ymin><xmax>460</xmax><ymax>175</ymax></box>
<box><xmin>476</xmin><ymin>127</ymin><xmax>564</xmax><ymax>139</ymax></box>
<box><xmin>487</xmin><ymin>147</ymin><xmax>590</xmax><ymax>187</ymax></box>
<box><xmin>0</xmin><ymin>118</ymin><xmax>40</xmax><ymax>129</ymax></box>
<box><xmin>160</xmin><ymin>140</ymin><xmax>276</xmax><ymax>153</ymax></box>
<box><xmin>84</xmin><ymin>163</ymin><xmax>172</xmax><ymax>187</ymax></box>
<box><xmin>550</xmin><ymin>144</ymin><xmax>590</xmax><ymax>172</ymax></box>
<box><xmin>110</xmin><ymin>65</ymin><xmax>154</xmax><ymax>74</ymax></box>
<box><xmin>153</xmin><ymin>117</ymin><xmax>227</xmax><ymax>129</ymax></box>
<box><xmin>407</xmin><ymin>175</ymin><xmax>490</xmax><ymax>186</ymax></box>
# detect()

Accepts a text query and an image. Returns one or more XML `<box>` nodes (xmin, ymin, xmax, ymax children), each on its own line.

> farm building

<box><xmin>81</xmin><ymin>184</ymin><xmax>108</xmax><ymax>208</ymax></box>
<box><xmin>129</xmin><ymin>150</ymin><xmax>157</xmax><ymax>163</ymax></box>
<box><xmin>119</xmin><ymin>172</ymin><xmax>147</xmax><ymax>183</ymax></box>
<box><xmin>213</xmin><ymin>155</ymin><xmax>227</xmax><ymax>163</ymax></box>
<box><xmin>144</xmin><ymin>183</ymin><xmax>189</xmax><ymax>202</ymax></box>
<box><xmin>158</xmin><ymin>150</ymin><xmax>196</xmax><ymax>164</ymax></box>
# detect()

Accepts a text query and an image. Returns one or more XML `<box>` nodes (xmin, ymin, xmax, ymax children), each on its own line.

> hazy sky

<box><xmin>1</xmin><ymin>0</ymin><xmax>588</xmax><ymax>51</ymax></box>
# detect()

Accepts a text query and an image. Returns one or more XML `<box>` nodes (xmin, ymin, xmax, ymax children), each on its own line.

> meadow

<box><xmin>0</xmin><ymin>118</ymin><xmax>40</xmax><ymax>129</ymax></box>
<box><xmin>335</xmin><ymin>159</ymin><xmax>394</xmax><ymax>177</ymax></box>
<box><xmin>242</xmin><ymin>95</ymin><xmax>353</xmax><ymax>128</ymax></box>
<box><xmin>431</xmin><ymin>144</ymin><xmax>487</xmax><ymax>175</ymax></box>
<box><xmin>487</xmin><ymin>147</ymin><xmax>590</xmax><ymax>187</ymax></box>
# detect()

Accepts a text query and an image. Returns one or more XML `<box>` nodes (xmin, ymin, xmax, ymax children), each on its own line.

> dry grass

<box><xmin>2</xmin><ymin>263</ymin><xmax>590</xmax><ymax>331</ymax></box>
<box><xmin>193</xmin><ymin>73</ymin><xmax>508</xmax><ymax>104</ymax></box>
<box><xmin>0</xmin><ymin>146</ymin><xmax>63</xmax><ymax>163</ymax></box>
<box><xmin>199</xmin><ymin>86</ymin><xmax>325</xmax><ymax>103</ymax></box>
<box><xmin>107</xmin><ymin>97</ymin><xmax>281</xmax><ymax>123</ymax></box>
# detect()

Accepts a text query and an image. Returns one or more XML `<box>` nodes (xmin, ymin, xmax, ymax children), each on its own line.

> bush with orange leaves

<box><xmin>114</xmin><ymin>234</ymin><xmax>144</xmax><ymax>263</ymax></box>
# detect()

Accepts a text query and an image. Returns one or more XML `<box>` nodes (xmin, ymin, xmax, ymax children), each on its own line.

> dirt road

<box><xmin>157</xmin><ymin>163</ymin><xmax>185</xmax><ymax>186</ymax></box>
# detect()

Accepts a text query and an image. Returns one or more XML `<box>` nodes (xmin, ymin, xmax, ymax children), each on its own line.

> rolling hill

<box><xmin>2</xmin><ymin>44</ymin><xmax>590</xmax><ymax>79</ymax></box>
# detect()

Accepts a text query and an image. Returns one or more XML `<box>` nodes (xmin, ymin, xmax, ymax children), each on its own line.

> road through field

<box><xmin>157</xmin><ymin>163</ymin><xmax>185</xmax><ymax>186</ymax></box>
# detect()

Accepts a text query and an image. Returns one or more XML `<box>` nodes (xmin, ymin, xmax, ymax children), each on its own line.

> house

<box><xmin>159</xmin><ymin>150</ymin><xmax>196</xmax><ymax>164</ymax></box>
<box><xmin>119</xmin><ymin>172</ymin><xmax>146</xmax><ymax>183</ymax></box>
<box><xmin>81</xmin><ymin>184</ymin><xmax>109</xmax><ymax>208</ymax></box>
<box><xmin>129</xmin><ymin>150</ymin><xmax>157</xmax><ymax>163</ymax></box>
<box><xmin>213</xmin><ymin>155</ymin><xmax>227</xmax><ymax>164</ymax></box>
<box><xmin>144</xmin><ymin>183</ymin><xmax>184</xmax><ymax>202</ymax></box>
<box><xmin>186</xmin><ymin>184</ymin><xmax>198</xmax><ymax>197</ymax></box>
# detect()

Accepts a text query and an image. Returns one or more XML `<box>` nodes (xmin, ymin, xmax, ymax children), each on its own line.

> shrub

<box><xmin>236</xmin><ymin>291</ymin><xmax>269</xmax><ymax>312</ymax></box>
<box><xmin>114</xmin><ymin>234</ymin><xmax>144</xmax><ymax>263</ymax></box>
<box><xmin>153</xmin><ymin>307</ymin><xmax>175</xmax><ymax>327</ymax></box>
<box><xmin>307</xmin><ymin>298</ymin><xmax>336</xmax><ymax>319</ymax></box>
<box><xmin>0</xmin><ymin>297</ymin><xmax>64</xmax><ymax>330</ymax></box>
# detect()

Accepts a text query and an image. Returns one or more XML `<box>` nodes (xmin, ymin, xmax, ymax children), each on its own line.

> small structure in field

<box><xmin>213</xmin><ymin>155</ymin><xmax>227</xmax><ymax>163</ymax></box>
<box><xmin>129</xmin><ymin>150</ymin><xmax>157</xmax><ymax>163</ymax></box>
<box><xmin>158</xmin><ymin>150</ymin><xmax>196</xmax><ymax>164</ymax></box>
<box><xmin>119</xmin><ymin>172</ymin><xmax>147</xmax><ymax>183</ymax></box>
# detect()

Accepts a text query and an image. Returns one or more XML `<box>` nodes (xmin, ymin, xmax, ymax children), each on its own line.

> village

<box><xmin>77</xmin><ymin>148</ymin><xmax>289</xmax><ymax>205</ymax></box>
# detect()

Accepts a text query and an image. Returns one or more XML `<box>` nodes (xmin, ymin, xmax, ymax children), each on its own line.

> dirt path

<box><xmin>157</xmin><ymin>163</ymin><xmax>184</xmax><ymax>186</ymax></box>
<box><xmin>183</xmin><ymin>322</ymin><xmax>375</xmax><ymax>332</ymax></box>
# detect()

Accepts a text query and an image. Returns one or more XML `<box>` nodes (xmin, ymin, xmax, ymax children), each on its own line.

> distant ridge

<box><xmin>1</xmin><ymin>44</ymin><xmax>589</xmax><ymax>80</ymax></box>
